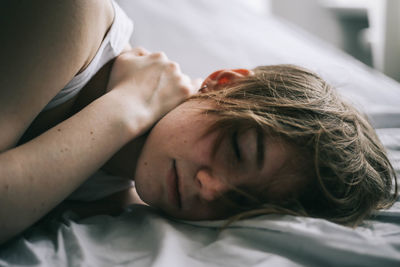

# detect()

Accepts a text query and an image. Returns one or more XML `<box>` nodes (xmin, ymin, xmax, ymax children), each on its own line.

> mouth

<box><xmin>167</xmin><ymin>160</ymin><xmax>182</xmax><ymax>210</ymax></box>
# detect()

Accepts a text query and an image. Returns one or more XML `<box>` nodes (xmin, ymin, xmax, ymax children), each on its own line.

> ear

<box><xmin>200</xmin><ymin>69</ymin><xmax>253</xmax><ymax>93</ymax></box>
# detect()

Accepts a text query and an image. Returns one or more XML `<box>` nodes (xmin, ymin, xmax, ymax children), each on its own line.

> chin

<box><xmin>134</xmin><ymin>180</ymin><xmax>151</xmax><ymax>205</ymax></box>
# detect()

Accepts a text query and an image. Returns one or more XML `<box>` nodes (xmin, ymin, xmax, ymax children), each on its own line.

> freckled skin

<box><xmin>133</xmin><ymin>100</ymin><xmax>294</xmax><ymax>220</ymax></box>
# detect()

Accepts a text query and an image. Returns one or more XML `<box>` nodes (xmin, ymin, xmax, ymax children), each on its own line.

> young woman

<box><xmin>0</xmin><ymin>0</ymin><xmax>397</xmax><ymax>244</ymax></box>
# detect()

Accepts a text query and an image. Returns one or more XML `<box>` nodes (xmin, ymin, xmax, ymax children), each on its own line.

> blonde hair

<box><xmin>190</xmin><ymin>64</ymin><xmax>398</xmax><ymax>227</ymax></box>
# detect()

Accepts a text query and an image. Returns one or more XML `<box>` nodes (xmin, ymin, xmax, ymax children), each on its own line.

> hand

<box><xmin>107</xmin><ymin>47</ymin><xmax>201</xmax><ymax>132</ymax></box>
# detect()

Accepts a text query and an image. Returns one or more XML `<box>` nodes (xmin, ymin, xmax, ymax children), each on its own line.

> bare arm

<box><xmin>0</xmin><ymin>0</ymin><xmax>196</xmax><ymax>243</ymax></box>
<box><xmin>0</xmin><ymin>92</ymin><xmax>135</xmax><ymax>243</ymax></box>
<box><xmin>0</xmin><ymin>0</ymin><xmax>115</xmax><ymax>243</ymax></box>
<box><xmin>0</xmin><ymin>0</ymin><xmax>111</xmax><ymax>151</ymax></box>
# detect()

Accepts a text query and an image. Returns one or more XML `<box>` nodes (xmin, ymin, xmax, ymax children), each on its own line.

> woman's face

<box><xmin>134</xmin><ymin>99</ymin><xmax>296</xmax><ymax>220</ymax></box>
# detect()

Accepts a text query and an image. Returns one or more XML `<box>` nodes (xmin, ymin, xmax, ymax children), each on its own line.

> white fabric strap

<box><xmin>43</xmin><ymin>0</ymin><xmax>133</xmax><ymax>111</ymax></box>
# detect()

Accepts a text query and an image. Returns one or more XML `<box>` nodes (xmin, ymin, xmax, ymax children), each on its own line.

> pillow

<box><xmin>117</xmin><ymin>0</ymin><xmax>400</xmax><ymax>128</ymax></box>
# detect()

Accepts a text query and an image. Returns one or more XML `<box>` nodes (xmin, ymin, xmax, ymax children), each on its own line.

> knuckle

<box><xmin>149</xmin><ymin>53</ymin><xmax>159</xmax><ymax>59</ymax></box>
<box><xmin>117</xmin><ymin>53</ymin><xmax>131</xmax><ymax>62</ymax></box>
<box><xmin>133</xmin><ymin>46</ymin><xmax>148</xmax><ymax>55</ymax></box>
<box><xmin>135</xmin><ymin>46</ymin><xmax>146</xmax><ymax>52</ymax></box>
<box><xmin>172</xmin><ymin>73</ymin><xmax>185</xmax><ymax>84</ymax></box>
<box><xmin>166</xmin><ymin>62</ymin><xmax>179</xmax><ymax>71</ymax></box>
<box><xmin>179</xmin><ymin>85</ymin><xmax>191</xmax><ymax>96</ymax></box>
<box><xmin>150</xmin><ymin>51</ymin><xmax>167</xmax><ymax>60</ymax></box>
<box><xmin>158</xmin><ymin>52</ymin><xmax>167</xmax><ymax>59</ymax></box>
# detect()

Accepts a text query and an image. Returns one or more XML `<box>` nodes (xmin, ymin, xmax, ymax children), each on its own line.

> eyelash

<box><xmin>232</xmin><ymin>131</ymin><xmax>241</xmax><ymax>161</ymax></box>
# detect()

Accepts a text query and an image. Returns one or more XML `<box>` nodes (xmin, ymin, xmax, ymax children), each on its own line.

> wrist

<box><xmin>102</xmin><ymin>89</ymin><xmax>154</xmax><ymax>139</ymax></box>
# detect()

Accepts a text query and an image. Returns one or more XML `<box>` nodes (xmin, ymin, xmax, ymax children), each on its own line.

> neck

<box><xmin>72</xmin><ymin>59</ymin><xmax>148</xmax><ymax>179</ymax></box>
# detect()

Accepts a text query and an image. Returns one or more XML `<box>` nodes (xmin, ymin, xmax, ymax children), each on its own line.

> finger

<box><xmin>182</xmin><ymin>75</ymin><xmax>201</xmax><ymax>95</ymax></box>
<box><xmin>149</xmin><ymin>51</ymin><xmax>168</xmax><ymax>61</ymax></box>
<box><xmin>166</xmin><ymin>62</ymin><xmax>181</xmax><ymax>74</ymax></box>
<box><xmin>191</xmin><ymin>78</ymin><xmax>203</xmax><ymax>92</ymax></box>
<box><xmin>131</xmin><ymin>46</ymin><xmax>150</xmax><ymax>56</ymax></box>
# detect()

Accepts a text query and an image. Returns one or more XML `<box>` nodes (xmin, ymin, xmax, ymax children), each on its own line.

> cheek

<box><xmin>155</xmin><ymin>118</ymin><xmax>217</xmax><ymax>162</ymax></box>
<box><xmin>134</xmin><ymin>131</ymin><xmax>168</xmax><ymax>203</ymax></box>
<box><xmin>134</xmin><ymin>160</ymin><xmax>159</xmax><ymax>203</ymax></box>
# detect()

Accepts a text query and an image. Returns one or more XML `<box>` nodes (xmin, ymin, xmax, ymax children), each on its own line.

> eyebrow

<box><xmin>256</xmin><ymin>130</ymin><xmax>265</xmax><ymax>170</ymax></box>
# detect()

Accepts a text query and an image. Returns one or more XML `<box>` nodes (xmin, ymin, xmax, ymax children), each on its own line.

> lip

<box><xmin>166</xmin><ymin>160</ymin><xmax>182</xmax><ymax>209</ymax></box>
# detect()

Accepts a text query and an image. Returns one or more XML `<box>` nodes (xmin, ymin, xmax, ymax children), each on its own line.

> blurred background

<box><xmin>243</xmin><ymin>0</ymin><xmax>400</xmax><ymax>82</ymax></box>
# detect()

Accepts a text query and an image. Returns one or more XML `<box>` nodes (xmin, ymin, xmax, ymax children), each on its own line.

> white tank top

<box><xmin>43</xmin><ymin>0</ymin><xmax>133</xmax><ymax>111</ymax></box>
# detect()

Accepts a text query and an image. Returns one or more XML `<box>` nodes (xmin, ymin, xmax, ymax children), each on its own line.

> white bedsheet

<box><xmin>1</xmin><ymin>201</ymin><xmax>399</xmax><ymax>267</ymax></box>
<box><xmin>1</xmin><ymin>0</ymin><xmax>399</xmax><ymax>266</ymax></box>
<box><xmin>0</xmin><ymin>203</ymin><xmax>400</xmax><ymax>267</ymax></box>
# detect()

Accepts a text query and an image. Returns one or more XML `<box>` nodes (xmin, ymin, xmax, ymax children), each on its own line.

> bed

<box><xmin>1</xmin><ymin>0</ymin><xmax>399</xmax><ymax>266</ymax></box>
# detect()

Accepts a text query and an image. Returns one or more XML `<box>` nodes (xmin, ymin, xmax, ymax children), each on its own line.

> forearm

<box><xmin>0</xmin><ymin>91</ymin><xmax>137</xmax><ymax>244</ymax></box>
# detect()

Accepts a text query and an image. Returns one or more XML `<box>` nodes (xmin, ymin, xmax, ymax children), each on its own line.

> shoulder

<box><xmin>3</xmin><ymin>0</ymin><xmax>113</xmax><ymax>47</ymax></box>
<box><xmin>2</xmin><ymin>0</ymin><xmax>111</xmax><ymax>22</ymax></box>
<box><xmin>0</xmin><ymin>0</ymin><xmax>114</xmax><ymax>150</ymax></box>
<box><xmin>58</xmin><ymin>0</ymin><xmax>115</xmax><ymax>70</ymax></box>
<box><xmin>2</xmin><ymin>0</ymin><xmax>114</xmax><ymax>90</ymax></box>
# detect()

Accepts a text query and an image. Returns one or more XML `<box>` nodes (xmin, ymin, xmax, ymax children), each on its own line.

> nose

<box><xmin>196</xmin><ymin>169</ymin><xmax>229</xmax><ymax>202</ymax></box>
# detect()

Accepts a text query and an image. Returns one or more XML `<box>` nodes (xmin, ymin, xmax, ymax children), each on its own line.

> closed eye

<box><xmin>232</xmin><ymin>131</ymin><xmax>241</xmax><ymax>161</ymax></box>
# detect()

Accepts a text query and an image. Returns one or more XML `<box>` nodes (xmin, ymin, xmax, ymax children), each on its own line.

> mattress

<box><xmin>0</xmin><ymin>0</ymin><xmax>399</xmax><ymax>266</ymax></box>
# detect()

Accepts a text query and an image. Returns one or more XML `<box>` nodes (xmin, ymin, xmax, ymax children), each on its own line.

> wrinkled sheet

<box><xmin>1</xmin><ymin>0</ymin><xmax>399</xmax><ymax>266</ymax></box>
<box><xmin>1</xmin><ymin>201</ymin><xmax>399</xmax><ymax>267</ymax></box>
